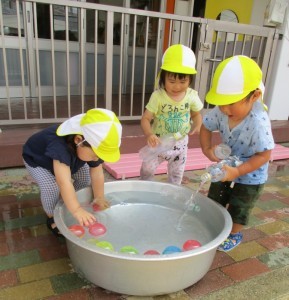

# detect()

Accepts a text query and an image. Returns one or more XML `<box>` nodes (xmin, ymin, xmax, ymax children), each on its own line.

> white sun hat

<box><xmin>56</xmin><ymin>108</ymin><xmax>122</xmax><ymax>163</ymax></box>
<box><xmin>161</xmin><ymin>44</ymin><xmax>197</xmax><ymax>74</ymax></box>
<box><xmin>206</xmin><ymin>55</ymin><xmax>265</xmax><ymax>106</ymax></box>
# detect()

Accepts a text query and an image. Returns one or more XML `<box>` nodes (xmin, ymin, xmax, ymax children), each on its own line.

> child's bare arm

<box><xmin>53</xmin><ymin>160</ymin><xmax>96</xmax><ymax>226</ymax></box>
<box><xmin>236</xmin><ymin>150</ymin><xmax>271</xmax><ymax>177</ymax></box>
<box><xmin>90</xmin><ymin>164</ymin><xmax>110</xmax><ymax>210</ymax></box>
<box><xmin>199</xmin><ymin>124</ymin><xmax>219</xmax><ymax>162</ymax></box>
<box><xmin>222</xmin><ymin>150</ymin><xmax>272</xmax><ymax>182</ymax></box>
<box><xmin>189</xmin><ymin>111</ymin><xmax>202</xmax><ymax>135</ymax></box>
<box><xmin>141</xmin><ymin>109</ymin><xmax>154</xmax><ymax>137</ymax></box>
<box><xmin>141</xmin><ymin>109</ymin><xmax>159</xmax><ymax>147</ymax></box>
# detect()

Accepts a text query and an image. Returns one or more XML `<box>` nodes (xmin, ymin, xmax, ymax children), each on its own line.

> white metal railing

<box><xmin>0</xmin><ymin>0</ymin><xmax>278</xmax><ymax>125</ymax></box>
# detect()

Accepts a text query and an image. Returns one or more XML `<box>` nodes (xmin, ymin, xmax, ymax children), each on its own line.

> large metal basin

<box><xmin>54</xmin><ymin>180</ymin><xmax>232</xmax><ymax>296</ymax></box>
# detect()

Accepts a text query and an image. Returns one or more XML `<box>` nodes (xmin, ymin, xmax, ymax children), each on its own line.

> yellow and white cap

<box><xmin>161</xmin><ymin>44</ymin><xmax>197</xmax><ymax>74</ymax></box>
<box><xmin>57</xmin><ymin>108</ymin><xmax>122</xmax><ymax>163</ymax></box>
<box><xmin>206</xmin><ymin>55</ymin><xmax>265</xmax><ymax>106</ymax></box>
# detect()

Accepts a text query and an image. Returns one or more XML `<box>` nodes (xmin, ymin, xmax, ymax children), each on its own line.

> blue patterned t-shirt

<box><xmin>203</xmin><ymin>101</ymin><xmax>275</xmax><ymax>184</ymax></box>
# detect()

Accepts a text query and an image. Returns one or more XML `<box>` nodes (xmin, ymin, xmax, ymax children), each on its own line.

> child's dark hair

<box><xmin>244</xmin><ymin>90</ymin><xmax>256</xmax><ymax>102</ymax></box>
<box><xmin>65</xmin><ymin>135</ymin><xmax>91</xmax><ymax>155</ymax></box>
<box><xmin>158</xmin><ymin>70</ymin><xmax>193</xmax><ymax>89</ymax></box>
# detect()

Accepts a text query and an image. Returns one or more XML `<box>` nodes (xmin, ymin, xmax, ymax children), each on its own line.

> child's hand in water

<box><xmin>73</xmin><ymin>207</ymin><xmax>96</xmax><ymax>227</ymax></box>
<box><xmin>93</xmin><ymin>196</ymin><xmax>110</xmax><ymax>210</ymax></box>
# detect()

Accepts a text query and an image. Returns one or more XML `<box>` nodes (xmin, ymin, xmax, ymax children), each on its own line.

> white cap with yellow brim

<box><xmin>56</xmin><ymin>108</ymin><xmax>122</xmax><ymax>163</ymax></box>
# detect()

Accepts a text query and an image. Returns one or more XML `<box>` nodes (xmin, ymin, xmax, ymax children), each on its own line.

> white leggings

<box><xmin>23</xmin><ymin>160</ymin><xmax>90</xmax><ymax>215</ymax></box>
<box><xmin>140</xmin><ymin>135</ymin><xmax>188</xmax><ymax>185</ymax></box>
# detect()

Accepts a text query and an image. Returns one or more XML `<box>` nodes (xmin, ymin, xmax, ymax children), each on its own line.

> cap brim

<box><xmin>92</xmin><ymin>146</ymin><xmax>120</xmax><ymax>163</ymax></box>
<box><xmin>56</xmin><ymin>114</ymin><xmax>85</xmax><ymax>136</ymax></box>
<box><xmin>206</xmin><ymin>85</ymin><xmax>264</xmax><ymax>106</ymax></box>
<box><xmin>205</xmin><ymin>90</ymin><xmax>248</xmax><ymax>106</ymax></box>
<box><xmin>161</xmin><ymin>66</ymin><xmax>197</xmax><ymax>74</ymax></box>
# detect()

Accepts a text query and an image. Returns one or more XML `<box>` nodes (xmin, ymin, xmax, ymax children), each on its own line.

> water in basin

<box><xmin>65</xmin><ymin>190</ymin><xmax>210</xmax><ymax>254</ymax></box>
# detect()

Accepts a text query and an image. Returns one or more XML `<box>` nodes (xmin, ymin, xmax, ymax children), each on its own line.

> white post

<box><xmin>266</xmin><ymin>2</ymin><xmax>289</xmax><ymax>120</ymax></box>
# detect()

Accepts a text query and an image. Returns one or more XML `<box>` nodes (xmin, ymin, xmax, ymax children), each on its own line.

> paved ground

<box><xmin>1</xmin><ymin>145</ymin><xmax>289</xmax><ymax>299</ymax></box>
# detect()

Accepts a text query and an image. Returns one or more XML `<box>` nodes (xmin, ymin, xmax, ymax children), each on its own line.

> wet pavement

<box><xmin>1</xmin><ymin>144</ymin><xmax>289</xmax><ymax>299</ymax></box>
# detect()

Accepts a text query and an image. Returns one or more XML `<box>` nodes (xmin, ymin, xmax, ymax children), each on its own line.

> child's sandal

<box><xmin>217</xmin><ymin>232</ymin><xmax>243</xmax><ymax>252</ymax></box>
<box><xmin>46</xmin><ymin>217</ymin><xmax>63</xmax><ymax>237</ymax></box>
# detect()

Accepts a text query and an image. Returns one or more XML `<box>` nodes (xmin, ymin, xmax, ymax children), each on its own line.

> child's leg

<box><xmin>140</xmin><ymin>156</ymin><xmax>163</xmax><ymax>181</ymax></box>
<box><xmin>207</xmin><ymin>181</ymin><xmax>232</xmax><ymax>208</ymax></box>
<box><xmin>232</xmin><ymin>223</ymin><xmax>244</xmax><ymax>233</ymax></box>
<box><xmin>167</xmin><ymin>149</ymin><xmax>187</xmax><ymax>185</ymax></box>
<box><xmin>72</xmin><ymin>164</ymin><xmax>91</xmax><ymax>190</ymax></box>
<box><xmin>23</xmin><ymin>161</ymin><xmax>60</xmax><ymax>216</ymax></box>
<box><xmin>218</xmin><ymin>183</ymin><xmax>264</xmax><ymax>252</ymax></box>
<box><xmin>228</xmin><ymin>183</ymin><xmax>264</xmax><ymax>227</ymax></box>
<box><xmin>167</xmin><ymin>136</ymin><xmax>188</xmax><ymax>185</ymax></box>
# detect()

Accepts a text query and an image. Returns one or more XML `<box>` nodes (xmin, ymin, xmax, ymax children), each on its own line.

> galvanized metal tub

<box><xmin>54</xmin><ymin>180</ymin><xmax>232</xmax><ymax>296</ymax></box>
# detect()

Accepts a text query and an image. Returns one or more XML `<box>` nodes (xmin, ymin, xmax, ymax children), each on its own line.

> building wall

<box><xmin>204</xmin><ymin>0</ymin><xmax>254</xmax><ymax>24</ymax></box>
<box><xmin>265</xmin><ymin>4</ymin><xmax>289</xmax><ymax>121</ymax></box>
<box><xmin>250</xmin><ymin>0</ymin><xmax>270</xmax><ymax>26</ymax></box>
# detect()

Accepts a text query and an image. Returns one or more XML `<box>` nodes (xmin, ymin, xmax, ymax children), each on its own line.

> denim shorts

<box><xmin>207</xmin><ymin>181</ymin><xmax>264</xmax><ymax>225</ymax></box>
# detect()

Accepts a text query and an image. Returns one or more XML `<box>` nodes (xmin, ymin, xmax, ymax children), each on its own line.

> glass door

<box><xmin>0</xmin><ymin>0</ymin><xmax>28</xmax><ymax>99</ymax></box>
<box><xmin>0</xmin><ymin>0</ymin><xmax>162</xmax><ymax>100</ymax></box>
<box><xmin>85</xmin><ymin>0</ymin><xmax>162</xmax><ymax>94</ymax></box>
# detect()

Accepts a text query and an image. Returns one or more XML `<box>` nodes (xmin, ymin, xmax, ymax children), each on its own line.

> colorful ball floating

<box><xmin>120</xmin><ymin>246</ymin><xmax>138</xmax><ymax>254</ymax></box>
<box><xmin>96</xmin><ymin>241</ymin><xmax>114</xmax><ymax>251</ymax></box>
<box><xmin>144</xmin><ymin>250</ymin><xmax>160</xmax><ymax>255</ymax></box>
<box><xmin>182</xmin><ymin>239</ymin><xmax>202</xmax><ymax>251</ymax></box>
<box><xmin>68</xmin><ymin>224</ymin><xmax>85</xmax><ymax>237</ymax></box>
<box><xmin>88</xmin><ymin>222</ymin><xmax>107</xmax><ymax>237</ymax></box>
<box><xmin>86</xmin><ymin>238</ymin><xmax>99</xmax><ymax>245</ymax></box>
<box><xmin>162</xmin><ymin>245</ymin><xmax>182</xmax><ymax>255</ymax></box>
<box><xmin>92</xmin><ymin>203</ymin><xmax>102</xmax><ymax>212</ymax></box>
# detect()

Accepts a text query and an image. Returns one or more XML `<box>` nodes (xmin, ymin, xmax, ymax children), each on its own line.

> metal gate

<box><xmin>0</xmin><ymin>0</ymin><xmax>279</xmax><ymax>125</ymax></box>
<box><xmin>196</xmin><ymin>19</ymin><xmax>279</xmax><ymax>109</ymax></box>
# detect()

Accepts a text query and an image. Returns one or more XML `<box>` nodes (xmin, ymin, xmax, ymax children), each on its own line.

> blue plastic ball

<box><xmin>162</xmin><ymin>245</ymin><xmax>182</xmax><ymax>254</ymax></box>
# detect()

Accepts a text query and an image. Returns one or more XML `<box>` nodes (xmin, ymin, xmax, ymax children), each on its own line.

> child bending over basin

<box><xmin>23</xmin><ymin>108</ymin><xmax>122</xmax><ymax>237</ymax></box>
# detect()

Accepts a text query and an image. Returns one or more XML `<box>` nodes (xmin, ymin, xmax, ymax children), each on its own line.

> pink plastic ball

<box><xmin>182</xmin><ymin>239</ymin><xmax>201</xmax><ymax>251</ymax></box>
<box><xmin>92</xmin><ymin>203</ymin><xmax>102</xmax><ymax>212</ymax></box>
<box><xmin>68</xmin><ymin>224</ymin><xmax>85</xmax><ymax>237</ymax></box>
<box><xmin>88</xmin><ymin>222</ymin><xmax>107</xmax><ymax>237</ymax></box>
<box><xmin>144</xmin><ymin>250</ymin><xmax>160</xmax><ymax>255</ymax></box>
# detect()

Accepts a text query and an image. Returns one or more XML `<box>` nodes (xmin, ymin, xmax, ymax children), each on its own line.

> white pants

<box><xmin>140</xmin><ymin>135</ymin><xmax>188</xmax><ymax>185</ymax></box>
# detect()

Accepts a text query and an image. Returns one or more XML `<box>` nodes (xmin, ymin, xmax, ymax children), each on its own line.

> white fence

<box><xmin>0</xmin><ymin>0</ymin><xmax>278</xmax><ymax>125</ymax></box>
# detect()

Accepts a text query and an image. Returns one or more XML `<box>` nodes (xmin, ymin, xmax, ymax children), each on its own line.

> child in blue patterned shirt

<box><xmin>200</xmin><ymin>55</ymin><xmax>275</xmax><ymax>252</ymax></box>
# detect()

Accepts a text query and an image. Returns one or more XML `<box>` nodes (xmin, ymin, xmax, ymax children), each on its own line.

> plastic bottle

<box><xmin>139</xmin><ymin>132</ymin><xmax>182</xmax><ymax>162</ymax></box>
<box><xmin>200</xmin><ymin>166</ymin><xmax>226</xmax><ymax>183</ymax></box>
<box><xmin>201</xmin><ymin>156</ymin><xmax>243</xmax><ymax>183</ymax></box>
<box><xmin>214</xmin><ymin>143</ymin><xmax>231</xmax><ymax>160</ymax></box>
